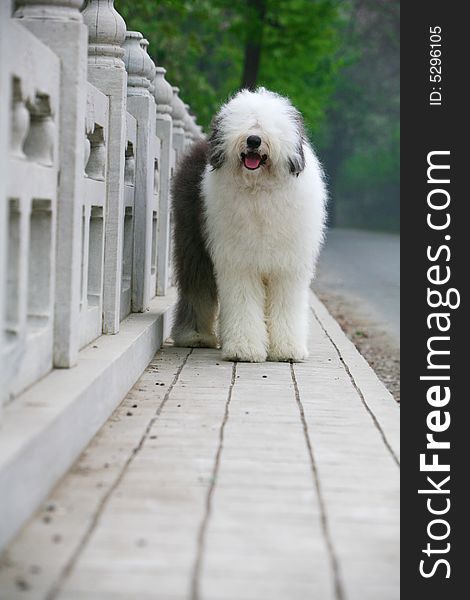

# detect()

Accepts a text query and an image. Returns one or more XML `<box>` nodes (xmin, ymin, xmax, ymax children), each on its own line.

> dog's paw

<box><xmin>173</xmin><ymin>330</ymin><xmax>219</xmax><ymax>349</ymax></box>
<box><xmin>267</xmin><ymin>344</ymin><xmax>309</xmax><ymax>363</ymax></box>
<box><xmin>222</xmin><ymin>343</ymin><xmax>267</xmax><ymax>363</ymax></box>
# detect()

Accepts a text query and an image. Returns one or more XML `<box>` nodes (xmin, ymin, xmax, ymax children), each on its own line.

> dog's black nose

<box><xmin>246</xmin><ymin>135</ymin><xmax>261</xmax><ymax>149</ymax></box>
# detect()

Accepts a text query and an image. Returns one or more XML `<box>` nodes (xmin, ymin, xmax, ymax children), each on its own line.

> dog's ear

<box><xmin>288</xmin><ymin>143</ymin><xmax>305</xmax><ymax>177</ymax></box>
<box><xmin>207</xmin><ymin>114</ymin><xmax>226</xmax><ymax>170</ymax></box>
<box><xmin>288</xmin><ymin>109</ymin><xmax>306</xmax><ymax>176</ymax></box>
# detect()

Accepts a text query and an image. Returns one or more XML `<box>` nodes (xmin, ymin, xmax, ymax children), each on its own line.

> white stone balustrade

<box><xmin>15</xmin><ymin>0</ymin><xmax>88</xmax><ymax>369</ymax></box>
<box><xmin>123</xmin><ymin>31</ymin><xmax>160</xmax><ymax>312</ymax></box>
<box><xmin>79</xmin><ymin>83</ymin><xmax>109</xmax><ymax>349</ymax></box>
<box><xmin>120</xmin><ymin>112</ymin><xmax>137</xmax><ymax>321</ymax></box>
<box><xmin>1</xmin><ymin>13</ymin><xmax>60</xmax><ymax>401</ymax></box>
<box><xmin>0</xmin><ymin>0</ymin><xmax>204</xmax><ymax>548</ymax></box>
<box><xmin>0</xmin><ymin>0</ymin><xmax>10</xmax><ymax>414</ymax></box>
<box><xmin>171</xmin><ymin>86</ymin><xmax>187</xmax><ymax>165</ymax></box>
<box><xmin>154</xmin><ymin>66</ymin><xmax>174</xmax><ymax>296</ymax></box>
<box><xmin>183</xmin><ymin>103</ymin><xmax>195</xmax><ymax>147</ymax></box>
<box><xmin>82</xmin><ymin>0</ymin><xmax>127</xmax><ymax>335</ymax></box>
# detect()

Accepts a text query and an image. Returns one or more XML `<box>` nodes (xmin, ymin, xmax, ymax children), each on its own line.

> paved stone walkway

<box><xmin>0</xmin><ymin>294</ymin><xmax>399</xmax><ymax>600</ymax></box>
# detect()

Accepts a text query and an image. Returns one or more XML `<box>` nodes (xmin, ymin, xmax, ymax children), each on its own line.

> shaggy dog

<box><xmin>171</xmin><ymin>88</ymin><xmax>327</xmax><ymax>362</ymax></box>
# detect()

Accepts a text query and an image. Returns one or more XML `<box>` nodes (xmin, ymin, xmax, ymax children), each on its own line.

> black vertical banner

<box><xmin>401</xmin><ymin>2</ymin><xmax>467</xmax><ymax>598</ymax></box>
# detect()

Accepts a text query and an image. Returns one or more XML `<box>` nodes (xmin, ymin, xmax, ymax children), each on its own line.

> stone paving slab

<box><xmin>0</xmin><ymin>293</ymin><xmax>399</xmax><ymax>600</ymax></box>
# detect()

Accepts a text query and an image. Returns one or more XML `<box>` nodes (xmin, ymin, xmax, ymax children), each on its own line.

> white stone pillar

<box><xmin>0</xmin><ymin>0</ymin><xmax>12</xmax><ymax>412</ymax></box>
<box><xmin>82</xmin><ymin>0</ymin><xmax>127</xmax><ymax>334</ymax></box>
<box><xmin>183</xmin><ymin>103</ymin><xmax>194</xmax><ymax>148</ymax></box>
<box><xmin>154</xmin><ymin>66</ymin><xmax>173</xmax><ymax>296</ymax></box>
<box><xmin>123</xmin><ymin>31</ymin><xmax>156</xmax><ymax>312</ymax></box>
<box><xmin>171</xmin><ymin>87</ymin><xmax>186</xmax><ymax>165</ymax></box>
<box><xmin>14</xmin><ymin>0</ymin><xmax>88</xmax><ymax>367</ymax></box>
<box><xmin>190</xmin><ymin>114</ymin><xmax>201</xmax><ymax>140</ymax></box>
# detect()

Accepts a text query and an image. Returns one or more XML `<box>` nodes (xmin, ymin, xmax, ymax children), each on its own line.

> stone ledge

<box><xmin>0</xmin><ymin>288</ymin><xmax>177</xmax><ymax>550</ymax></box>
<box><xmin>310</xmin><ymin>291</ymin><xmax>400</xmax><ymax>462</ymax></box>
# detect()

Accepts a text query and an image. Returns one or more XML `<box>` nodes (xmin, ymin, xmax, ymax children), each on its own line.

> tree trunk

<box><xmin>240</xmin><ymin>0</ymin><xmax>266</xmax><ymax>90</ymax></box>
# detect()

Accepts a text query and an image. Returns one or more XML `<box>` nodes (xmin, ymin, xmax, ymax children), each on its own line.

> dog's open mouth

<box><xmin>241</xmin><ymin>152</ymin><xmax>267</xmax><ymax>170</ymax></box>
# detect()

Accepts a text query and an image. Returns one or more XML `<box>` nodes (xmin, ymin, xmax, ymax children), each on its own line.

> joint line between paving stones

<box><xmin>311</xmin><ymin>306</ymin><xmax>400</xmax><ymax>467</ymax></box>
<box><xmin>45</xmin><ymin>347</ymin><xmax>193</xmax><ymax>600</ymax></box>
<box><xmin>190</xmin><ymin>361</ymin><xmax>237</xmax><ymax>600</ymax></box>
<box><xmin>290</xmin><ymin>362</ymin><xmax>345</xmax><ymax>600</ymax></box>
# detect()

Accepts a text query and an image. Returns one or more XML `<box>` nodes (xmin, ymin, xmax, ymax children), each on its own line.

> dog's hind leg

<box><xmin>171</xmin><ymin>276</ymin><xmax>218</xmax><ymax>348</ymax></box>
<box><xmin>171</xmin><ymin>228</ymin><xmax>218</xmax><ymax>348</ymax></box>
<box><xmin>170</xmin><ymin>139</ymin><xmax>218</xmax><ymax>348</ymax></box>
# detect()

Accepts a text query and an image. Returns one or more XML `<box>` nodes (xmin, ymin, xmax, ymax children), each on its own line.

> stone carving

<box><xmin>123</xmin><ymin>31</ymin><xmax>151</xmax><ymax>96</ymax></box>
<box><xmin>86</xmin><ymin>126</ymin><xmax>106</xmax><ymax>180</ymax></box>
<box><xmin>11</xmin><ymin>79</ymin><xmax>30</xmax><ymax>158</ymax></box>
<box><xmin>15</xmin><ymin>0</ymin><xmax>83</xmax><ymax>22</ymax></box>
<box><xmin>171</xmin><ymin>86</ymin><xmax>186</xmax><ymax>134</ymax></box>
<box><xmin>24</xmin><ymin>95</ymin><xmax>55</xmax><ymax>166</ymax></box>
<box><xmin>183</xmin><ymin>103</ymin><xmax>194</xmax><ymax>142</ymax></box>
<box><xmin>153</xmin><ymin>66</ymin><xmax>173</xmax><ymax>116</ymax></box>
<box><xmin>140</xmin><ymin>38</ymin><xmax>156</xmax><ymax>95</ymax></box>
<box><xmin>82</xmin><ymin>0</ymin><xmax>126</xmax><ymax>68</ymax></box>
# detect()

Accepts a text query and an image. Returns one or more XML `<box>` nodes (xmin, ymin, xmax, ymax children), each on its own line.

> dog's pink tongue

<box><xmin>245</xmin><ymin>154</ymin><xmax>261</xmax><ymax>169</ymax></box>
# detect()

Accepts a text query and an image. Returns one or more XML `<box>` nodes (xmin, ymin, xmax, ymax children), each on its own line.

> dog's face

<box><xmin>208</xmin><ymin>88</ymin><xmax>306</xmax><ymax>181</ymax></box>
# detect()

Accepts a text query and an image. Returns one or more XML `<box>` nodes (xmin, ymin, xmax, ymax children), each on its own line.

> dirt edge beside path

<box><xmin>315</xmin><ymin>289</ymin><xmax>400</xmax><ymax>403</ymax></box>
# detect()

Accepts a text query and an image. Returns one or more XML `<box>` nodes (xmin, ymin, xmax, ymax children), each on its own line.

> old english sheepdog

<box><xmin>171</xmin><ymin>88</ymin><xmax>327</xmax><ymax>362</ymax></box>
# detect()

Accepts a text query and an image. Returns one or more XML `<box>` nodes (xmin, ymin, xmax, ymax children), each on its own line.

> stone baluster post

<box><xmin>171</xmin><ymin>87</ymin><xmax>186</xmax><ymax>166</ymax></box>
<box><xmin>123</xmin><ymin>31</ymin><xmax>155</xmax><ymax>311</ymax></box>
<box><xmin>82</xmin><ymin>0</ymin><xmax>127</xmax><ymax>334</ymax></box>
<box><xmin>189</xmin><ymin>114</ymin><xmax>200</xmax><ymax>140</ymax></box>
<box><xmin>14</xmin><ymin>0</ymin><xmax>88</xmax><ymax>367</ymax></box>
<box><xmin>183</xmin><ymin>104</ymin><xmax>194</xmax><ymax>148</ymax></box>
<box><xmin>154</xmin><ymin>66</ymin><xmax>173</xmax><ymax>296</ymax></box>
<box><xmin>141</xmin><ymin>38</ymin><xmax>155</xmax><ymax>96</ymax></box>
<box><xmin>0</xmin><ymin>0</ymin><xmax>12</xmax><ymax>411</ymax></box>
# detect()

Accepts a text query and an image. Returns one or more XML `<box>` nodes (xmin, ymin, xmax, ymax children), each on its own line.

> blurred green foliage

<box><xmin>117</xmin><ymin>0</ymin><xmax>399</xmax><ymax>232</ymax></box>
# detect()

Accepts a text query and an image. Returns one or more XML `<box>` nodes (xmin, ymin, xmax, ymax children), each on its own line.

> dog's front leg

<box><xmin>266</xmin><ymin>274</ymin><xmax>310</xmax><ymax>362</ymax></box>
<box><xmin>217</xmin><ymin>270</ymin><xmax>268</xmax><ymax>362</ymax></box>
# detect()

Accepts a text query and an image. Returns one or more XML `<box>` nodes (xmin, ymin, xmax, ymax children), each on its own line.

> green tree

<box><xmin>117</xmin><ymin>0</ymin><xmax>343</xmax><ymax>133</ymax></box>
<box><xmin>116</xmin><ymin>0</ymin><xmax>399</xmax><ymax>232</ymax></box>
<box><xmin>319</xmin><ymin>0</ymin><xmax>400</xmax><ymax>230</ymax></box>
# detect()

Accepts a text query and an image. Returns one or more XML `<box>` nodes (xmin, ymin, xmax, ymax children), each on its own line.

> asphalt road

<box><xmin>313</xmin><ymin>228</ymin><xmax>400</xmax><ymax>343</ymax></box>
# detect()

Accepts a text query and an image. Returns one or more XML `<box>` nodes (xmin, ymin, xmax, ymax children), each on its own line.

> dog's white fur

<box><xmin>201</xmin><ymin>88</ymin><xmax>327</xmax><ymax>362</ymax></box>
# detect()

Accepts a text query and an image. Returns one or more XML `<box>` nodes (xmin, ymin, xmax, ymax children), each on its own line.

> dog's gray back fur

<box><xmin>171</xmin><ymin>139</ymin><xmax>218</xmax><ymax>347</ymax></box>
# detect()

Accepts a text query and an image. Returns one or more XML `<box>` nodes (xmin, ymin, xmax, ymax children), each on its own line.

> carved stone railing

<box><xmin>120</xmin><ymin>111</ymin><xmax>136</xmax><ymax>321</ymax></box>
<box><xmin>82</xmin><ymin>0</ymin><xmax>127</xmax><ymax>336</ymax></box>
<box><xmin>123</xmin><ymin>30</ymin><xmax>159</xmax><ymax>312</ymax></box>
<box><xmin>0</xmin><ymin>0</ymin><xmax>204</xmax><ymax>411</ymax></box>
<box><xmin>14</xmin><ymin>0</ymin><xmax>88</xmax><ymax>370</ymax></box>
<box><xmin>1</xmin><ymin>9</ymin><xmax>60</xmax><ymax>403</ymax></box>
<box><xmin>154</xmin><ymin>66</ymin><xmax>175</xmax><ymax>296</ymax></box>
<box><xmin>79</xmin><ymin>82</ymin><xmax>108</xmax><ymax>348</ymax></box>
<box><xmin>171</xmin><ymin>86</ymin><xmax>188</xmax><ymax>165</ymax></box>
